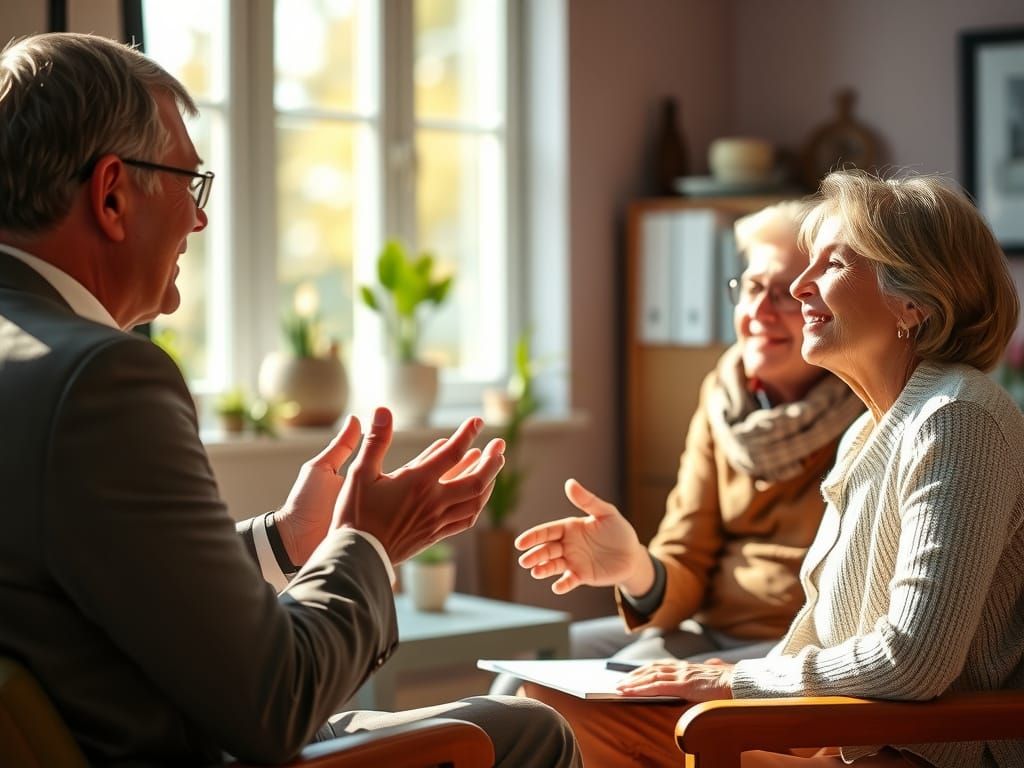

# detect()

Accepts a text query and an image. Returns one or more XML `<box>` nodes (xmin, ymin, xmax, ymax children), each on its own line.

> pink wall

<box><xmin>566</xmin><ymin>0</ymin><xmax>733</xmax><ymax>512</ymax></box>
<box><xmin>732</xmin><ymin>0</ymin><xmax>1024</xmax><ymax>177</ymax></box>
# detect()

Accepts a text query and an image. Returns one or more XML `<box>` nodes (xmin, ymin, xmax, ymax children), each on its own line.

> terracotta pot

<box><xmin>402</xmin><ymin>560</ymin><xmax>455</xmax><ymax>612</ymax></box>
<box><xmin>381</xmin><ymin>361</ymin><xmax>438</xmax><ymax>428</ymax></box>
<box><xmin>477</xmin><ymin>526</ymin><xmax>516</xmax><ymax>601</ymax></box>
<box><xmin>219</xmin><ymin>412</ymin><xmax>246</xmax><ymax>434</ymax></box>
<box><xmin>258</xmin><ymin>352</ymin><xmax>348</xmax><ymax>427</ymax></box>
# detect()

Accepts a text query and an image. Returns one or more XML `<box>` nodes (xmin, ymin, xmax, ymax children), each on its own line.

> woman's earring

<box><xmin>897</xmin><ymin>319</ymin><xmax>909</xmax><ymax>340</ymax></box>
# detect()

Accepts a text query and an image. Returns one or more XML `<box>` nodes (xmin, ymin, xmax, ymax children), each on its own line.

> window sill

<box><xmin>201</xmin><ymin>409</ymin><xmax>590</xmax><ymax>459</ymax></box>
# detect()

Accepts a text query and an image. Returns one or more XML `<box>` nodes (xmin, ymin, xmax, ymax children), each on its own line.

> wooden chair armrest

<box><xmin>228</xmin><ymin>718</ymin><xmax>494</xmax><ymax>768</ymax></box>
<box><xmin>676</xmin><ymin>691</ymin><xmax>1024</xmax><ymax>768</ymax></box>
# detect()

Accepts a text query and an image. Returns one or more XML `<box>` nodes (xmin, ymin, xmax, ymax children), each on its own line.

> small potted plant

<box><xmin>215</xmin><ymin>387</ymin><xmax>250</xmax><ymax>434</ymax></box>
<box><xmin>402</xmin><ymin>541</ymin><xmax>456</xmax><ymax>612</ymax></box>
<box><xmin>257</xmin><ymin>282</ymin><xmax>349</xmax><ymax>427</ymax></box>
<box><xmin>360</xmin><ymin>240</ymin><xmax>453</xmax><ymax>427</ymax></box>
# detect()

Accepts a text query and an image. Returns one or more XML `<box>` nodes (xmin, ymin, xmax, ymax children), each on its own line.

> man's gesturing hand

<box><xmin>332</xmin><ymin>407</ymin><xmax>505</xmax><ymax>564</ymax></box>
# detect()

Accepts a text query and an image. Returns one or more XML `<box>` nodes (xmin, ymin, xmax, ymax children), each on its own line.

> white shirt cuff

<box><xmin>252</xmin><ymin>513</ymin><xmax>290</xmax><ymax>593</ymax></box>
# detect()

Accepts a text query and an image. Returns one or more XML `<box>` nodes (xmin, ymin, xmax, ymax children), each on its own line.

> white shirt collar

<box><xmin>0</xmin><ymin>244</ymin><xmax>119</xmax><ymax>329</ymax></box>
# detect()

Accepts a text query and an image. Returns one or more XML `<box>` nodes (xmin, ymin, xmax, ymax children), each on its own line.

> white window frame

<box><xmin>185</xmin><ymin>0</ymin><xmax>521</xmax><ymax>413</ymax></box>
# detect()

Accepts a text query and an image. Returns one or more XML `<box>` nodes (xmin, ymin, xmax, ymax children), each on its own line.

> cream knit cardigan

<box><xmin>732</xmin><ymin>361</ymin><xmax>1024</xmax><ymax>768</ymax></box>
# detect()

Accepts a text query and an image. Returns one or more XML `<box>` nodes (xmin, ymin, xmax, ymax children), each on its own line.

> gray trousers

<box><xmin>323</xmin><ymin>694</ymin><xmax>581</xmax><ymax>768</ymax></box>
<box><xmin>489</xmin><ymin>615</ymin><xmax>779</xmax><ymax>696</ymax></box>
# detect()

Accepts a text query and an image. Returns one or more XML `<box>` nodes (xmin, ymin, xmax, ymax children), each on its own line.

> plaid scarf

<box><xmin>706</xmin><ymin>345</ymin><xmax>864</xmax><ymax>482</ymax></box>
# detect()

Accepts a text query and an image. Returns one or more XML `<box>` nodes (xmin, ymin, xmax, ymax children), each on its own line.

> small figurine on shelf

<box><xmin>653</xmin><ymin>96</ymin><xmax>688</xmax><ymax>196</ymax></box>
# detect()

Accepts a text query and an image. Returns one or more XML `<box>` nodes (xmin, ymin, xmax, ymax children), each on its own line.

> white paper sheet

<box><xmin>477</xmin><ymin>658</ymin><xmax>682</xmax><ymax>701</ymax></box>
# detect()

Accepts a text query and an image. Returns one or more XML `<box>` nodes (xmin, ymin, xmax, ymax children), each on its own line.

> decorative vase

<box><xmin>477</xmin><ymin>526</ymin><xmax>516</xmax><ymax>602</ymax></box>
<box><xmin>403</xmin><ymin>560</ymin><xmax>455</xmax><ymax>612</ymax></box>
<box><xmin>382</xmin><ymin>361</ymin><xmax>438</xmax><ymax>428</ymax></box>
<box><xmin>258</xmin><ymin>351</ymin><xmax>348</xmax><ymax>427</ymax></box>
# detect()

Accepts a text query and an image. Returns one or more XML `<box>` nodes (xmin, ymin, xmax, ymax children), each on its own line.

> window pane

<box><xmin>415</xmin><ymin>0</ymin><xmax>504</xmax><ymax>123</ymax></box>
<box><xmin>277</xmin><ymin>118</ymin><xmax>375</xmax><ymax>351</ymax></box>
<box><xmin>416</xmin><ymin>129</ymin><xmax>504</xmax><ymax>377</ymax></box>
<box><xmin>275</xmin><ymin>0</ymin><xmax>376</xmax><ymax>113</ymax></box>
<box><xmin>142</xmin><ymin>0</ymin><xmax>227</xmax><ymax>102</ymax></box>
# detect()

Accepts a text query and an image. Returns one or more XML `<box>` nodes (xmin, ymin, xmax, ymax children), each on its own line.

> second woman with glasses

<box><xmin>491</xmin><ymin>201</ymin><xmax>863</xmax><ymax>703</ymax></box>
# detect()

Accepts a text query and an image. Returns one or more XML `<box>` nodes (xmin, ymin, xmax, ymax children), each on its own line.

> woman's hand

<box><xmin>515</xmin><ymin>478</ymin><xmax>653</xmax><ymax>595</ymax></box>
<box><xmin>616</xmin><ymin>660</ymin><xmax>735</xmax><ymax>702</ymax></box>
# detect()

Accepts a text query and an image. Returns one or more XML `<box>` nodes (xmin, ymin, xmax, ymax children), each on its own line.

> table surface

<box><xmin>352</xmin><ymin>592</ymin><xmax>572</xmax><ymax>709</ymax></box>
<box><xmin>395</xmin><ymin>592</ymin><xmax>571</xmax><ymax>639</ymax></box>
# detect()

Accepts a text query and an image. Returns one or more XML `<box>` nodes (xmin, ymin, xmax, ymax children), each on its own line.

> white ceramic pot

<box><xmin>381</xmin><ymin>361</ymin><xmax>438</xmax><ymax>428</ymax></box>
<box><xmin>403</xmin><ymin>560</ymin><xmax>455</xmax><ymax>612</ymax></box>
<box><xmin>258</xmin><ymin>352</ymin><xmax>349</xmax><ymax>427</ymax></box>
<box><xmin>708</xmin><ymin>137</ymin><xmax>774</xmax><ymax>184</ymax></box>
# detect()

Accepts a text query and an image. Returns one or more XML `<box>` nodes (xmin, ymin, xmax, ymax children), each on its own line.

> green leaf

<box><xmin>429</xmin><ymin>275</ymin><xmax>453</xmax><ymax>305</ymax></box>
<box><xmin>378</xmin><ymin>240</ymin><xmax>405</xmax><ymax>290</ymax></box>
<box><xmin>360</xmin><ymin>286</ymin><xmax>379</xmax><ymax>311</ymax></box>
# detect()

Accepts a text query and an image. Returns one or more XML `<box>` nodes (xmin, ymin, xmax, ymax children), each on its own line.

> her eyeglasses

<box><xmin>727</xmin><ymin>276</ymin><xmax>802</xmax><ymax>314</ymax></box>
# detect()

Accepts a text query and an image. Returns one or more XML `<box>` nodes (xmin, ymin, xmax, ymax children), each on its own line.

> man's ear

<box><xmin>87</xmin><ymin>155</ymin><xmax>130</xmax><ymax>242</ymax></box>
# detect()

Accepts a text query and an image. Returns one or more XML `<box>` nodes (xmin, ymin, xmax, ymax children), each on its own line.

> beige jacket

<box><xmin>618</xmin><ymin>365</ymin><xmax>843</xmax><ymax>640</ymax></box>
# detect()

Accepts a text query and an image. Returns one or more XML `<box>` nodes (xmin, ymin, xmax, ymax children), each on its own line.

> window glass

<box><xmin>274</xmin><ymin>0</ymin><xmax>375</xmax><ymax>113</ymax></box>
<box><xmin>276</xmin><ymin>118</ymin><xmax>375</xmax><ymax>351</ymax></box>
<box><xmin>142</xmin><ymin>0</ymin><xmax>227</xmax><ymax>102</ymax></box>
<box><xmin>415</xmin><ymin>0</ymin><xmax>503</xmax><ymax>124</ymax></box>
<box><xmin>416</xmin><ymin>129</ymin><xmax>502</xmax><ymax>374</ymax></box>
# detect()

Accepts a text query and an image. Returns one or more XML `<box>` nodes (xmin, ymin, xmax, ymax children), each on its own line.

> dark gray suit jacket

<box><xmin>0</xmin><ymin>252</ymin><xmax>398</xmax><ymax>765</ymax></box>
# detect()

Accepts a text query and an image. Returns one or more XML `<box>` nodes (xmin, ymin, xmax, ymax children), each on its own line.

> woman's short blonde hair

<box><xmin>799</xmin><ymin>169</ymin><xmax>1019</xmax><ymax>372</ymax></box>
<box><xmin>734</xmin><ymin>200</ymin><xmax>813</xmax><ymax>257</ymax></box>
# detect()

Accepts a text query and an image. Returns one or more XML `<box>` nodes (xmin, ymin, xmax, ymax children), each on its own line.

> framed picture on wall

<box><xmin>961</xmin><ymin>27</ymin><xmax>1024</xmax><ymax>256</ymax></box>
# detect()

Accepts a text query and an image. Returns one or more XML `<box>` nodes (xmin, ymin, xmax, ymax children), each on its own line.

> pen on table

<box><xmin>605</xmin><ymin>660</ymin><xmax>642</xmax><ymax>672</ymax></box>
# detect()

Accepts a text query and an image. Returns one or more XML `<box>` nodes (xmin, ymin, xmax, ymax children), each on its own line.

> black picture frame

<box><xmin>961</xmin><ymin>26</ymin><xmax>1024</xmax><ymax>256</ymax></box>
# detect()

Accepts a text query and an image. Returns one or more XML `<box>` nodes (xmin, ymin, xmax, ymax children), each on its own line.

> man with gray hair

<box><xmin>0</xmin><ymin>32</ymin><xmax>579</xmax><ymax>767</ymax></box>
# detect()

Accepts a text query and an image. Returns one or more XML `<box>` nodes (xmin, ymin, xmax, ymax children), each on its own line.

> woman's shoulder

<box><xmin>899</xmin><ymin>361</ymin><xmax>1024</xmax><ymax>447</ymax></box>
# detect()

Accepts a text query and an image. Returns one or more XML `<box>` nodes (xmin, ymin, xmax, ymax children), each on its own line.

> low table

<box><xmin>352</xmin><ymin>592</ymin><xmax>571</xmax><ymax>710</ymax></box>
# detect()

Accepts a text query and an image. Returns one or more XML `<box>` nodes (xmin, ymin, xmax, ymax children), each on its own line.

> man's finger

<box><xmin>432</xmin><ymin>477</ymin><xmax>496</xmax><ymax>533</ymax></box>
<box><xmin>349</xmin><ymin>407</ymin><xmax>393</xmax><ymax>478</ymax></box>
<box><xmin>310</xmin><ymin>415</ymin><xmax>361</xmax><ymax>472</ymax></box>
<box><xmin>420</xmin><ymin>417</ymin><xmax>484</xmax><ymax>473</ymax></box>
<box><xmin>439</xmin><ymin>448</ymin><xmax>480</xmax><ymax>482</ymax></box>
<box><xmin>407</xmin><ymin>438</ymin><xmax>447</xmax><ymax>468</ymax></box>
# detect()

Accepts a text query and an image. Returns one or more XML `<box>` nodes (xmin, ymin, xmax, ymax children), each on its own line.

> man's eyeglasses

<box><xmin>727</xmin><ymin>276</ymin><xmax>802</xmax><ymax>314</ymax></box>
<box><xmin>121</xmin><ymin>158</ymin><xmax>215</xmax><ymax>210</ymax></box>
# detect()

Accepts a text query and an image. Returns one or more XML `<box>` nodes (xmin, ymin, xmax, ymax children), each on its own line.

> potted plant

<box><xmin>257</xmin><ymin>282</ymin><xmax>349</xmax><ymax>427</ymax></box>
<box><xmin>477</xmin><ymin>333</ymin><xmax>540</xmax><ymax>601</ymax></box>
<box><xmin>215</xmin><ymin>387</ymin><xmax>250</xmax><ymax>434</ymax></box>
<box><xmin>402</xmin><ymin>541</ymin><xmax>456</xmax><ymax>612</ymax></box>
<box><xmin>359</xmin><ymin>240</ymin><xmax>453</xmax><ymax>427</ymax></box>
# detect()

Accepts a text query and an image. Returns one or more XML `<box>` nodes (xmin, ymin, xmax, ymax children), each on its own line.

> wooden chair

<box><xmin>675</xmin><ymin>691</ymin><xmax>1024</xmax><ymax>768</ymax></box>
<box><xmin>0</xmin><ymin>656</ymin><xmax>494</xmax><ymax>768</ymax></box>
